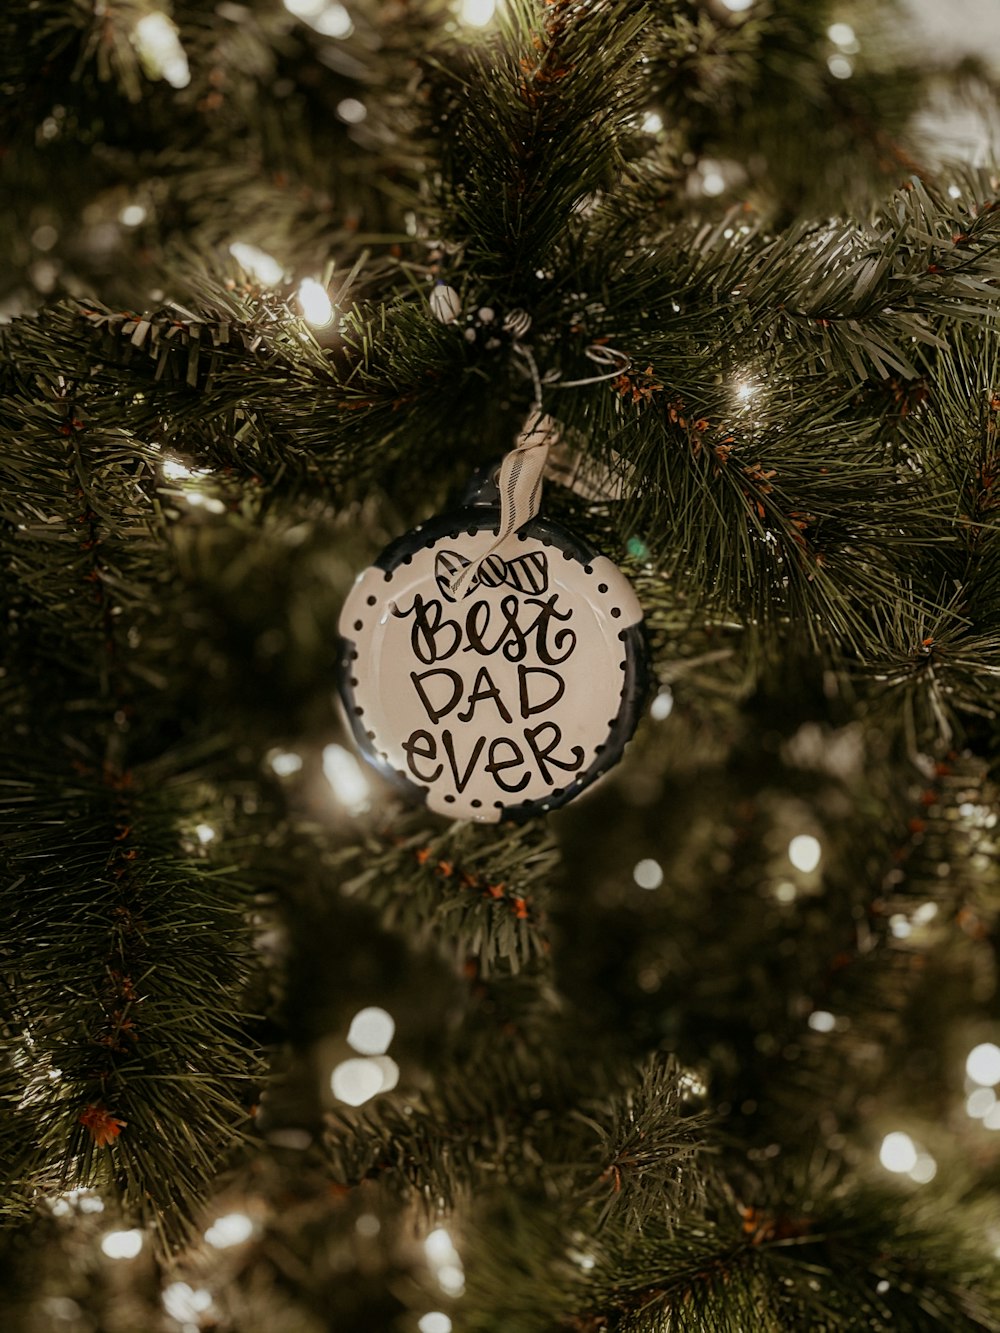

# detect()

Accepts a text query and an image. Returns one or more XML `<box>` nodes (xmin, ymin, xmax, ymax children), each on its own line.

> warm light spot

<box><xmin>101</xmin><ymin>1229</ymin><xmax>143</xmax><ymax>1259</ymax></box>
<box><xmin>948</xmin><ymin>184</ymin><xmax>962</xmax><ymax>199</ymax></box>
<box><xmin>269</xmin><ymin>750</ymin><xmax>303</xmax><ymax>776</ymax></box>
<box><xmin>911</xmin><ymin>901</ymin><xmax>938</xmax><ymax>925</ymax></box>
<box><xmin>119</xmin><ymin>204</ymin><xmax>147</xmax><ymax>228</ymax></box>
<box><xmin>879</xmin><ymin>1131</ymin><xmax>917</xmax><ymax>1174</ymax></box>
<box><xmin>229</xmin><ymin>242</ymin><xmax>284</xmax><ymax>286</ymax></box>
<box><xmin>701</xmin><ymin>166</ymin><xmax>726</xmax><ymax>196</ymax></box>
<box><xmin>437</xmin><ymin>1264</ymin><xmax>465</xmax><ymax>1296</ymax></box>
<box><xmin>283</xmin><ymin>0</ymin><xmax>327</xmax><ymax>15</ymax></box>
<box><xmin>808</xmin><ymin>1011</ymin><xmax>835</xmax><ymax>1033</ymax></box>
<box><xmin>721</xmin><ymin>0</ymin><xmax>754</xmax><ymax>10</ymax></box>
<box><xmin>641</xmin><ymin>111</ymin><xmax>664</xmax><ymax>134</ymax></box>
<box><xmin>788</xmin><ymin>835</ymin><xmax>821</xmax><ymax>873</ymax></box>
<box><xmin>966</xmin><ymin>1088</ymin><xmax>996</xmax><ymax>1119</ymax></box>
<box><xmin>322</xmin><ymin>744</ymin><xmax>371</xmax><ymax>814</ymax></box>
<box><xmin>650</xmin><ymin>688</ymin><xmax>673</xmax><ymax>720</ymax></box>
<box><xmin>49</xmin><ymin>1189</ymin><xmax>104</xmax><ymax>1217</ymax></box>
<box><xmin>337</xmin><ymin>98</ymin><xmax>367</xmax><ymax>124</ymax></box>
<box><xmin>331</xmin><ymin>1057</ymin><xmax>384</xmax><ymax>1106</ymax></box>
<box><xmin>297</xmin><ymin>278</ymin><xmax>335</xmax><ymax>327</ymax></box>
<box><xmin>889</xmin><ymin>914</ymin><xmax>911</xmax><ymax>940</ymax></box>
<box><xmin>909</xmin><ymin>1152</ymin><xmax>936</xmax><ymax>1184</ymax></box>
<box><xmin>204</xmin><ymin>1212</ymin><xmax>254</xmax><ymax>1248</ymax></box>
<box><xmin>133</xmin><ymin>13</ymin><xmax>190</xmax><ymax>89</ymax></box>
<box><xmin>195</xmin><ymin>823</ymin><xmax>216</xmax><ymax>845</ymax></box>
<box><xmin>633</xmin><ymin>859</ymin><xmax>663</xmax><ymax>890</ymax></box>
<box><xmin>347</xmin><ymin>1007</ymin><xmax>395</xmax><ymax>1055</ymax></box>
<box><xmin>425</xmin><ymin>1229</ymin><xmax>458</xmax><ymax>1265</ymax></box>
<box><xmin>827</xmin><ymin>54</ymin><xmax>854</xmax><ymax>79</ymax></box>
<box><xmin>418</xmin><ymin>1316</ymin><xmax>452</xmax><ymax>1333</ymax></box>
<box><xmin>983</xmin><ymin>1102</ymin><xmax>1000</xmax><ymax>1130</ymax></box>
<box><xmin>162</xmin><ymin>1283</ymin><xmax>212</xmax><ymax>1322</ymax></box>
<box><xmin>459</xmin><ymin>0</ymin><xmax>496</xmax><ymax>26</ymax></box>
<box><xmin>314</xmin><ymin>2</ymin><xmax>354</xmax><ymax>35</ymax></box>
<box><xmin>967</xmin><ymin>1043</ymin><xmax>1000</xmax><ymax>1086</ymax></box>
<box><xmin>774</xmin><ymin>881</ymin><xmax>798</xmax><ymax>904</ymax></box>
<box><xmin>161</xmin><ymin>456</ymin><xmax>197</xmax><ymax>481</ymax></box>
<box><xmin>827</xmin><ymin>22</ymin><xmax>856</xmax><ymax>47</ymax></box>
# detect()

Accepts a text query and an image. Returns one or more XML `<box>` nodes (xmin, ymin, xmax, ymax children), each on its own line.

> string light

<box><xmin>336</xmin><ymin>98</ymin><xmax>367</xmax><ymax>124</ymax></box>
<box><xmin>119</xmin><ymin>204</ymin><xmax>147</xmax><ymax>227</ymax></box>
<box><xmin>458</xmin><ymin>0</ymin><xmax>496</xmax><ymax>26</ymax></box>
<box><xmin>632</xmin><ymin>859</ymin><xmax>664</xmax><ymax>890</ymax></box>
<box><xmin>966</xmin><ymin>1043</ymin><xmax>1000</xmax><ymax>1086</ymax></box>
<box><xmin>347</xmin><ymin>1006</ymin><xmax>395</xmax><ymax>1055</ymax></box>
<box><xmin>162</xmin><ymin>1283</ymin><xmax>213</xmax><ymax>1322</ymax></box>
<box><xmin>100</xmin><ymin>1229</ymin><xmax>143</xmax><ymax>1259</ymax></box>
<box><xmin>700</xmin><ymin>162</ymin><xmax>726</xmax><ymax>196</ymax></box>
<box><xmin>322</xmin><ymin>743</ymin><xmax>371</xmax><ymax>814</ymax></box>
<box><xmin>878</xmin><ymin>1131</ymin><xmax>917</xmax><ymax>1174</ymax></box>
<box><xmin>966</xmin><ymin>1088</ymin><xmax>995</xmax><ymax>1119</ymax></box>
<box><xmin>331</xmin><ymin>1057</ymin><xmax>385</xmax><ymax>1106</ymax></box>
<box><xmin>650</xmin><ymin>687</ymin><xmax>673</xmax><ymax>721</ymax></box>
<box><xmin>283</xmin><ymin>0</ymin><xmax>326</xmax><ymax>15</ymax></box>
<box><xmin>827</xmin><ymin>55</ymin><xmax>853</xmax><ymax>79</ymax></box>
<box><xmin>195</xmin><ymin>823</ymin><xmax>216</xmax><ymax>845</ymax></box>
<box><xmin>788</xmin><ymin>835</ymin><xmax>821</xmax><ymax>873</ymax></box>
<box><xmin>269</xmin><ymin>750</ymin><xmax>303</xmax><ymax>776</ymax></box>
<box><xmin>297</xmin><ymin>278</ymin><xmax>335</xmax><ymax>327</ymax></box>
<box><xmin>204</xmin><ymin>1213</ymin><xmax>254</xmax><ymax>1248</ymax></box>
<box><xmin>48</xmin><ymin>1189</ymin><xmax>104</xmax><ymax>1216</ymax></box>
<box><xmin>132</xmin><ymin>13</ymin><xmax>191</xmax><ymax>89</ymax></box>
<box><xmin>418</xmin><ymin>1316</ymin><xmax>452</xmax><ymax>1333</ymax></box>
<box><xmin>229</xmin><ymin>242</ymin><xmax>284</xmax><ymax>286</ymax></box>
<box><xmin>314</xmin><ymin>3</ymin><xmax>354</xmax><ymax>36</ymax></box>
<box><xmin>808</xmin><ymin>1010</ymin><xmax>835</xmax><ymax>1033</ymax></box>
<box><xmin>909</xmin><ymin>1152</ymin><xmax>936</xmax><ymax>1184</ymax></box>
<box><xmin>827</xmin><ymin>23</ymin><xmax>859</xmax><ymax>52</ymax></box>
<box><xmin>424</xmin><ymin>1229</ymin><xmax>465</xmax><ymax>1297</ymax></box>
<box><xmin>641</xmin><ymin>111</ymin><xmax>664</xmax><ymax>133</ymax></box>
<box><xmin>948</xmin><ymin>184</ymin><xmax>962</xmax><ymax>199</ymax></box>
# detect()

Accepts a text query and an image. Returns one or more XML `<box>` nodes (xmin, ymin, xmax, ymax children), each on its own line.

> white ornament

<box><xmin>429</xmin><ymin>284</ymin><xmax>462</xmax><ymax>324</ymax></box>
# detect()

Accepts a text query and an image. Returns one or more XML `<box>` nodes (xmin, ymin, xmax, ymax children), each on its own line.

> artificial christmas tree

<box><xmin>2</xmin><ymin>0</ymin><xmax>1000</xmax><ymax>1329</ymax></box>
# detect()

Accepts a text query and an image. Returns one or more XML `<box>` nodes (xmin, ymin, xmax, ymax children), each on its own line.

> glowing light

<box><xmin>49</xmin><ymin>1189</ymin><xmax>104</xmax><ymax>1217</ymax></box>
<box><xmin>967</xmin><ymin>1043</ymin><xmax>1000</xmax><ymax>1086</ymax></box>
<box><xmin>315</xmin><ymin>3</ymin><xmax>354</xmax><ymax>36</ymax></box>
<box><xmin>459</xmin><ymin>0</ymin><xmax>496</xmax><ymax>26</ymax></box>
<box><xmin>372</xmin><ymin>1055</ymin><xmax>399</xmax><ymax>1092</ymax></box>
<box><xmin>322</xmin><ymin>743</ymin><xmax>371</xmax><ymax>814</ymax></box>
<box><xmin>827</xmin><ymin>22</ymin><xmax>856</xmax><ymax>47</ymax></box>
<box><xmin>331</xmin><ymin>1057</ymin><xmax>384</xmax><ymax>1106</ymax></box>
<box><xmin>119</xmin><ymin>204</ymin><xmax>147</xmax><ymax>228</ymax></box>
<box><xmin>641</xmin><ymin>111</ymin><xmax>664</xmax><ymax>134</ymax></box>
<box><xmin>721</xmin><ymin>0</ymin><xmax>754</xmax><ymax>10</ymax></box>
<box><xmin>162</xmin><ymin>1283</ymin><xmax>212</xmax><ymax>1322</ymax></box>
<box><xmin>702</xmin><ymin>167</ymin><xmax>726</xmax><ymax>196</ymax></box>
<box><xmin>437</xmin><ymin>1264</ymin><xmax>465</xmax><ymax>1296</ymax></box>
<box><xmin>788</xmin><ymin>835</ymin><xmax>821</xmax><ymax>873</ymax></box>
<box><xmin>133</xmin><ymin>13</ymin><xmax>191</xmax><ymax>89</ymax></box>
<box><xmin>827</xmin><ymin>54</ymin><xmax>854</xmax><ymax>80</ymax></box>
<box><xmin>984</xmin><ymin>1102</ymin><xmax>1000</xmax><ymax>1130</ymax></box>
<box><xmin>347</xmin><ymin>1006</ymin><xmax>395</xmax><ymax>1055</ymax></box>
<box><xmin>418</xmin><ymin>1315</ymin><xmax>453</xmax><ymax>1333</ymax></box>
<box><xmin>297</xmin><ymin>278</ymin><xmax>335</xmax><ymax>327</ymax></box>
<box><xmin>911</xmin><ymin>901</ymin><xmax>938</xmax><ymax>925</ymax></box>
<box><xmin>425</xmin><ymin>1229</ymin><xmax>458</xmax><ymax>1265</ymax></box>
<box><xmin>966</xmin><ymin>1088</ymin><xmax>996</xmax><ymax>1119</ymax></box>
<box><xmin>101</xmin><ymin>1229</ymin><xmax>143</xmax><ymax>1259</ymax></box>
<box><xmin>879</xmin><ymin>1131</ymin><xmax>917</xmax><ymax>1174</ymax></box>
<box><xmin>774</xmin><ymin>881</ymin><xmax>798</xmax><ymax>904</ymax></box>
<box><xmin>679</xmin><ymin>1069</ymin><xmax>707</xmax><ymax>1098</ymax></box>
<box><xmin>283</xmin><ymin>0</ymin><xmax>327</xmax><ymax>15</ymax></box>
<box><xmin>889</xmin><ymin>914</ymin><xmax>912</xmax><ymax>940</ymax></box>
<box><xmin>735</xmin><ymin>382</ymin><xmax>755</xmax><ymax>402</ymax></box>
<box><xmin>632</xmin><ymin>859</ymin><xmax>663</xmax><ymax>890</ymax></box>
<box><xmin>195</xmin><ymin>823</ymin><xmax>216</xmax><ymax>845</ymax></box>
<box><xmin>910</xmin><ymin>1152</ymin><xmax>937</xmax><ymax>1184</ymax></box>
<box><xmin>948</xmin><ymin>184</ymin><xmax>962</xmax><ymax>199</ymax></box>
<box><xmin>162</xmin><ymin>457</ymin><xmax>196</xmax><ymax>480</ymax></box>
<box><xmin>337</xmin><ymin>98</ymin><xmax>367</xmax><ymax>124</ymax></box>
<box><xmin>650</xmin><ymin>688</ymin><xmax>673</xmax><ymax>721</ymax></box>
<box><xmin>229</xmin><ymin>242</ymin><xmax>284</xmax><ymax>286</ymax></box>
<box><xmin>269</xmin><ymin>750</ymin><xmax>303</xmax><ymax>776</ymax></box>
<box><xmin>204</xmin><ymin>1212</ymin><xmax>254</xmax><ymax>1248</ymax></box>
<box><xmin>808</xmin><ymin>1010</ymin><xmax>835</xmax><ymax>1033</ymax></box>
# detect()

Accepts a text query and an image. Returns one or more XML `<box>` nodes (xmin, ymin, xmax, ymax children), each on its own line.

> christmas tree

<box><xmin>3</xmin><ymin>0</ymin><xmax>1000</xmax><ymax>1328</ymax></box>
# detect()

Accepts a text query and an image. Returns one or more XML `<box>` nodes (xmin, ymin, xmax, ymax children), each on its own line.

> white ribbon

<box><xmin>449</xmin><ymin>408</ymin><xmax>559</xmax><ymax>600</ymax></box>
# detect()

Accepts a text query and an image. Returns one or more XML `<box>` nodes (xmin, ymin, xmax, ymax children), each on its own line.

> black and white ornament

<box><xmin>337</xmin><ymin>413</ymin><xmax>648</xmax><ymax>822</ymax></box>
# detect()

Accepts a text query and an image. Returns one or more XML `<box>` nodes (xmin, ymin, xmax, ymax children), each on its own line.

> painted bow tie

<box><xmin>434</xmin><ymin>548</ymin><xmax>549</xmax><ymax>602</ymax></box>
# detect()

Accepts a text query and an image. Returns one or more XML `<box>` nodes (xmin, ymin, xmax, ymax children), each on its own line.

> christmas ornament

<box><xmin>337</xmin><ymin>413</ymin><xmax>647</xmax><ymax>822</ymax></box>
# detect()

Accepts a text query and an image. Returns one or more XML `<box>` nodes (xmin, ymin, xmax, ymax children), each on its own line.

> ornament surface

<box><xmin>337</xmin><ymin>491</ymin><xmax>646</xmax><ymax>822</ymax></box>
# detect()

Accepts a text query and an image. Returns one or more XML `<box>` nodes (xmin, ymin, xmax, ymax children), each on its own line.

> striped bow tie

<box><xmin>434</xmin><ymin>548</ymin><xmax>549</xmax><ymax>602</ymax></box>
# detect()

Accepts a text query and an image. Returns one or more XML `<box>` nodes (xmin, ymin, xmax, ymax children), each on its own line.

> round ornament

<box><xmin>337</xmin><ymin>454</ymin><xmax>647</xmax><ymax>823</ymax></box>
